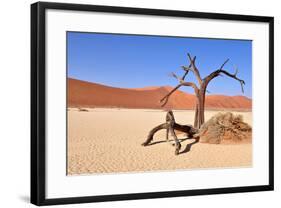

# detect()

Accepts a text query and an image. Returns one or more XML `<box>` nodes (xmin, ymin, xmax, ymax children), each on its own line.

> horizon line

<box><xmin>68</xmin><ymin>77</ymin><xmax>252</xmax><ymax>99</ymax></box>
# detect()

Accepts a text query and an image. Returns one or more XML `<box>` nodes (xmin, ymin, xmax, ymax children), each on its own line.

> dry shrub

<box><xmin>78</xmin><ymin>108</ymin><xmax>89</xmax><ymax>112</ymax></box>
<box><xmin>198</xmin><ymin>112</ymin><xmax>252</xmax><ymax>144</ymax></box>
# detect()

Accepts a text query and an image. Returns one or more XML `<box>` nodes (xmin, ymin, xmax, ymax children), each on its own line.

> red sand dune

<box><xmin>68</xmin><ymin>78</ymin><xmax>252</xmax><ymax>110</ymax></box>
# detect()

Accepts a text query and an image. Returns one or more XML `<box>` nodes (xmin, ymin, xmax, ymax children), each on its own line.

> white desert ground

<box><xmin>67</xmin><ymin>108</ymin><xmax>252</xmax><ymax>175</ymax></box>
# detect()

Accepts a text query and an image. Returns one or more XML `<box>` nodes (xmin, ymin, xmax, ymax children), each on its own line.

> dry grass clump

<box><xmin>198</xmin><ymin>112</ymin><xmax>252</xmax><ymax>144</ymax></box>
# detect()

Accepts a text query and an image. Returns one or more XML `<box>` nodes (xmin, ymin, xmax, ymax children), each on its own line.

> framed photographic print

<box><xmin>31</xmin><ymin>2</ymin><xmax>274</xmax><ymax>206</ymax></box>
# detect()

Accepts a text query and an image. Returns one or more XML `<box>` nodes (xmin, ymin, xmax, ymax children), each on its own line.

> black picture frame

<box><xmin>31</xmin><ymin>1</ymin><xmax>274</xmax><ymax>206</ymax></box>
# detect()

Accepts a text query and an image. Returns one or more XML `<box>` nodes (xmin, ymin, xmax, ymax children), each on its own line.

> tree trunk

<box><xmin>194</xmin><ymin>88</ymin><xmax>206</xmax><ymax>129</ymax></box>
<box><xmin>194</xmin><ymin>102</ymin><xmax>199</xmax><ymax>128</ymax></box>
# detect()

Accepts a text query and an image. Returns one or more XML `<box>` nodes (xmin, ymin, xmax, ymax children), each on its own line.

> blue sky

<box><xmin>67</xmin><ymin>32</ymin><xmax>252</xmax><ymax>98</ymax></box>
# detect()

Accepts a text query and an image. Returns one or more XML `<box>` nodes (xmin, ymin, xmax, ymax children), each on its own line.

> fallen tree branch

<box><xmin>142</xmin><ymin>111</ymin><xmax>198</xmax><ymax>155</ymax></box>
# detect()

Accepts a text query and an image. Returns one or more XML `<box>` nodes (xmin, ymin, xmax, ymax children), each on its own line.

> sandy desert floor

<box><xmin>67</xmin><ymin>108</ymin><xmax>252</xmax><ymax>175</ymax></box>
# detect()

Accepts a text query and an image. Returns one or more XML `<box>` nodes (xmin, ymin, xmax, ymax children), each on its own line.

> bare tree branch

<box><xmin>181</xmin><ymin>82</ymin><xmax>199</xmax><ymax>91</ymax></box>
<box><xmin>219</xmin><ymin>70</ymin><xmax>245</xmax><ymax>93</ymax></box>
<box><xmin>159</xmin><ymin>53</ymin><xmax>204</xmax><ymax>108</ymax></box>
<box><xmin>160</xmin><ymin>84</ymin><xmax>182</xmax><ymax>107</ymax></box>
<box><xmin>160</xmin><ymin>68</ymin><xmax>200</xmax><ymax>107</ymax></box>
<box><xmin>203</xmin><ymin>59</ymin><xmax>245</xmax><ymax>93</ymax></box>
<box><xmin>160</xmin><ymin>81</ymin><xmax>199</xmax><ymax>107</ymax></box>
<box><xmin>187</xmin><ymin>53</ymin><xmax>203</xmax><ymax>85</ymax></box>
<box><xmin>181</xmin><ymin>65</ymin><xmax>191</xmax><ymax>80</ymax></box>
<box><xmin>219</xmin><ymin>58</ymin><xmax>229</xmax><ymax>70</ymax></box>
<box><xmin>170</xmin><ymin>72</ymin><xmax>186</xmax><ymax>84</ymax></box>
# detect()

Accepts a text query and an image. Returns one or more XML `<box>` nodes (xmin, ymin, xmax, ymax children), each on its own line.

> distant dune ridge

<box><xmin>68</xmin><ymin>78</ymin><xmax>252</xmax><ymax>110</ymax></box>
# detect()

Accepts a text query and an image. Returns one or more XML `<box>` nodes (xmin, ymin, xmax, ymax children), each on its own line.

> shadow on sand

<box><xmin>146</xmin><ymin>137</ymin><xmax>199</xmax><ymax>155</ymax></box>
<box><xmin>179</xmin><ymin>138</ymin><xmax>199</xmax><ymax>154</ymax></box>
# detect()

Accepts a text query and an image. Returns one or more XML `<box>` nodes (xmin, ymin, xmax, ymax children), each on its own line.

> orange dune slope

<box><xmin>68</xmin><ymin>78</ymin><xmax>252</xmax><ymax>110</ymax></box>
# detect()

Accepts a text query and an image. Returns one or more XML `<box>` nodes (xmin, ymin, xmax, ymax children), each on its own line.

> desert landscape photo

<box><xmin>67</xmin><ymin>32</ymin><xmax>252</xmax><ymax>175</ymax></box>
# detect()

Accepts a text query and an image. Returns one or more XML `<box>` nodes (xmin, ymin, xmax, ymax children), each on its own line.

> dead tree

<box><xmin>142</xmin><ymin>53</ymin><xmax>245</xmax><ymax>154</ymax></box>
<box><xmin>142</xmin><ymin>111</ymin><xmax>198</xmax><ymax>155</ymax></box>
<box><xmin>160</xmin><ymin>53</ymin><xmax>245</xmax><ymax>129</ymax></box>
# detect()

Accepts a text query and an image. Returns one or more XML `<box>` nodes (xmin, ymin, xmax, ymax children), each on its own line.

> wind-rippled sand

<box><xmin>67</xmin><ymin>108</ymin><xmax>252</xmax><ymax>175</ymax></box>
